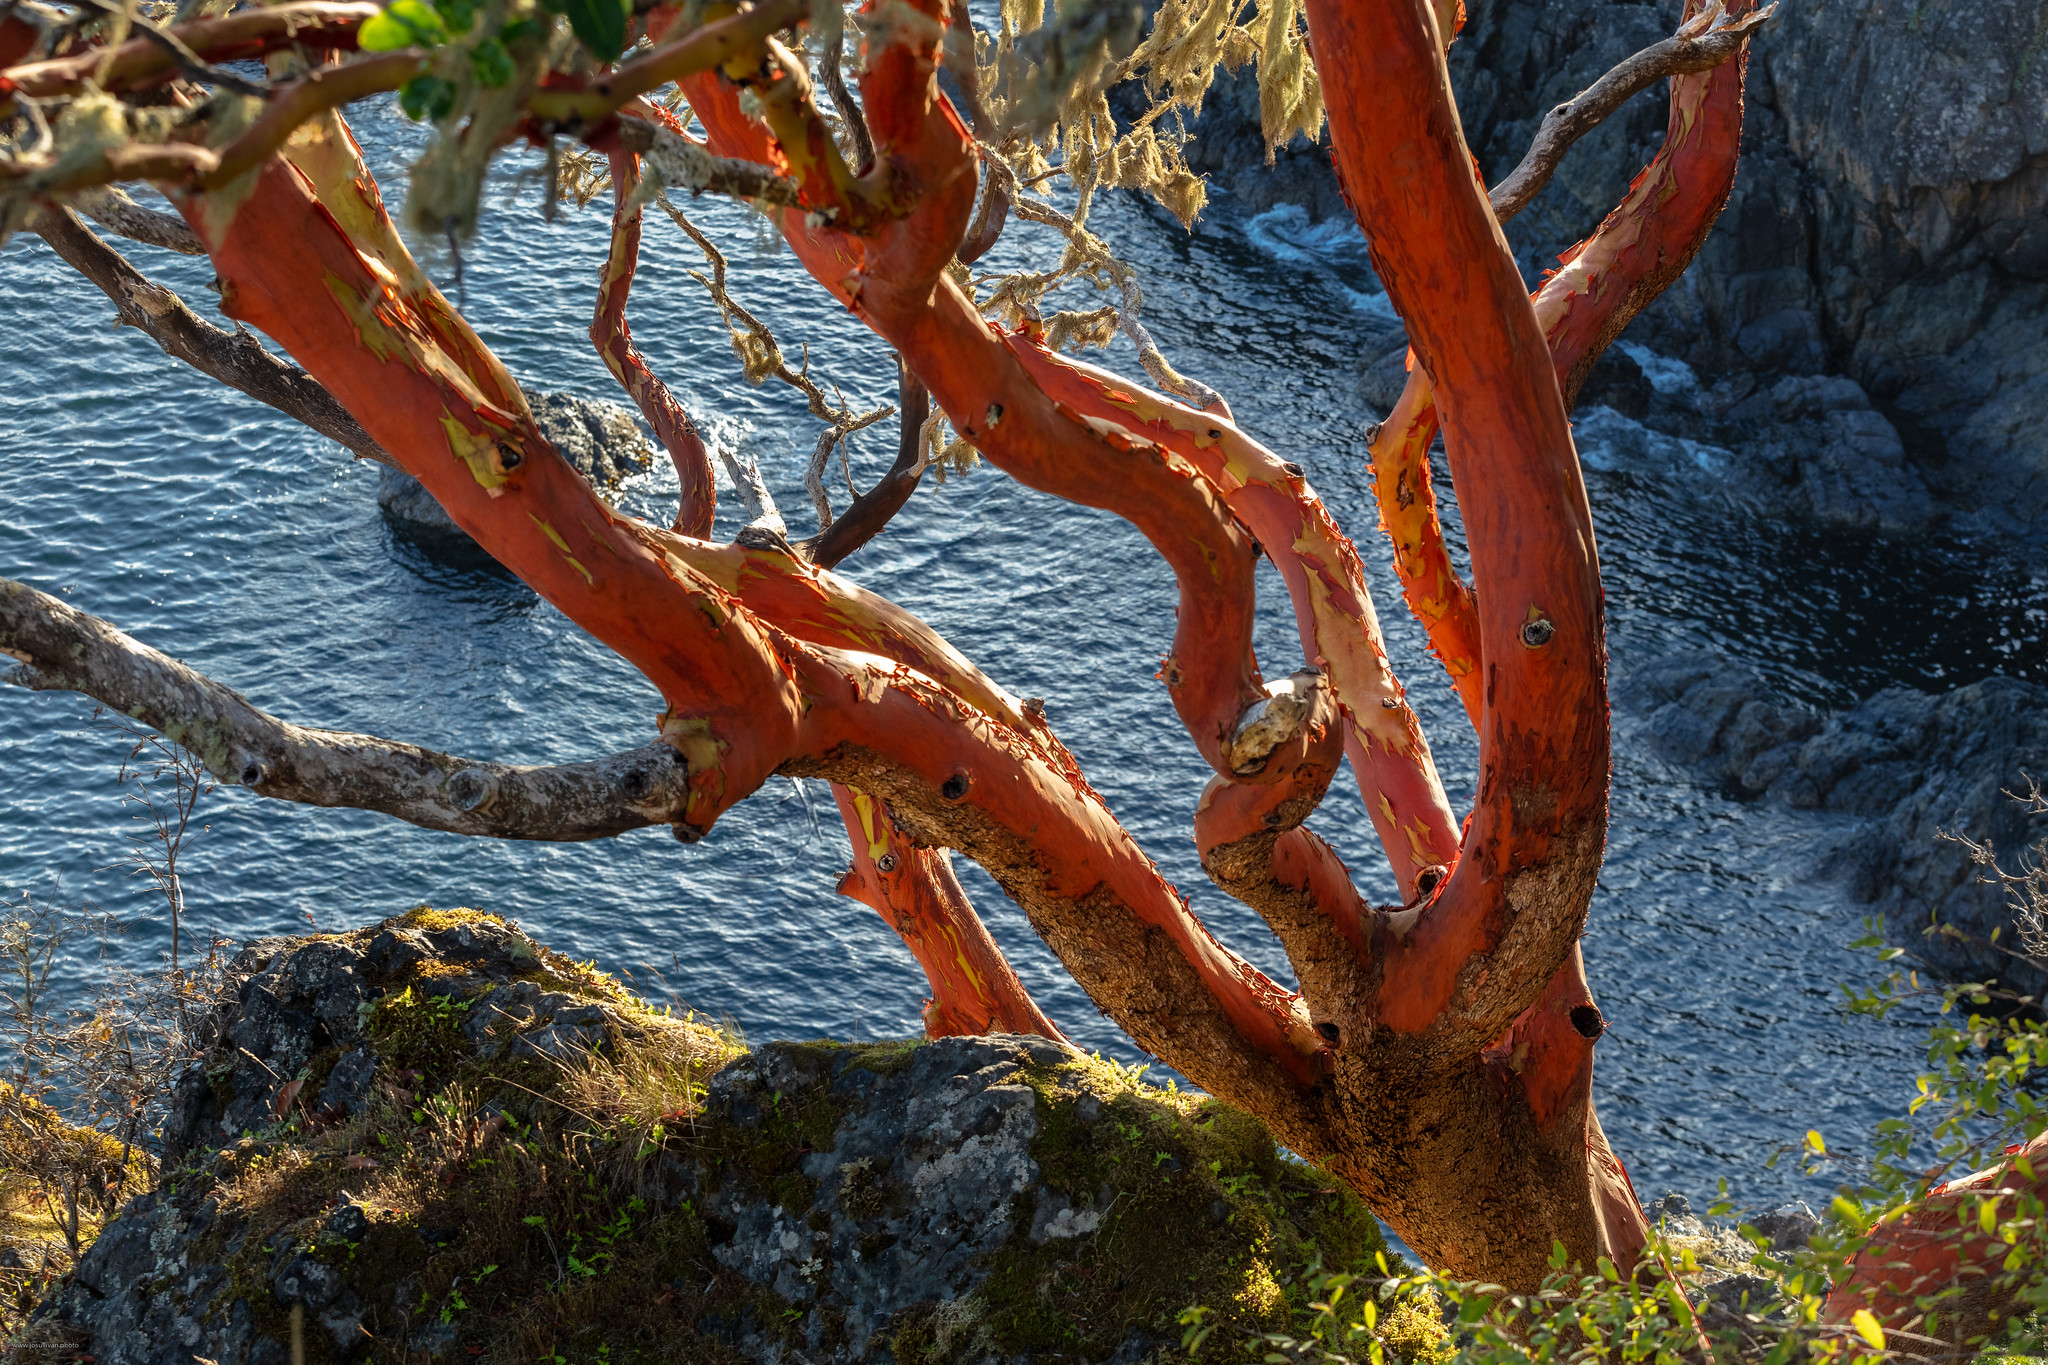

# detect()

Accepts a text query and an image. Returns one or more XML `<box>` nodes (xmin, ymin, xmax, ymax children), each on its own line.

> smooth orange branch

<box><xmin>831</xmin><ymin>784</ymin><xmax>1063</xmax><ymax>1040</ymax></box>
<box><xmin>1482</xmin><ymin>946</ymin><xmax>1647</xmax><ymax>1270</ymax></box>
<box><xmin>651</xmin><ymin>534</ymin><xmax>1060</xmax><ymax>754</ymax></box>
<box><xmin>670</xmin><ymin>44</ymin><xmax>1270</xmax><ymax>784</ymax></box>
<box><xmin>594</xmin><ymin>150</ymin><xmax>716</xmax><ymax>537</ymax></box>
<box><xmin>1366</xmin><ymin>0</ymin><xmax>1758</xmax><ymax>729</ymax></box>
<box><xmin>1365</xmin><ymin>376</ymin><xmax>1483</xmax><ymax>725</ymax></box>
<box><xmin>1312</xmin><ymin>0</ymin><xmax>1609</xmax><ymax>1047</ymax></box>
<box><xmin>1</xmin><ymin>2</ymin><xmax>376</xmax><ymax>103</ymax></box>
<box><xmin>1007</xmin><ymin>342</ymin><xmax>1461</xmax><ymax>899</ymax></box>
<box><xmin>178</xmin><ymin>122</ymin><xmax>1331</xmax><ymax>1123</ymax></box>
<box><xmin>175</xmin><ymin>137</ymin><xmax>799</xmax><ymax>837</ymax></box>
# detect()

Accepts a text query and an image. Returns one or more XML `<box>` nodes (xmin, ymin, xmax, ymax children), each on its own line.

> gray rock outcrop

<box><xmin>32</xmin><ymin>911</ymin><xmax>1391</xmax><ymax>1364</ymax></box>
<box><xmin>1625</xmin><ymin>653</ymin><xmax>2048</xmax><ymax>990</ymax></box>
<box><xmin>379</xmin><ymin>391</ymin><xmax>652</xmax><ymax>541</ymax></box>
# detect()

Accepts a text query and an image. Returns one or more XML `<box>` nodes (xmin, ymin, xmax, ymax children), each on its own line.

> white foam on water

<box><xmin>1573</xmin><ymin>404</ymin><xmax>1736</xmax><ymax>478</ymax></box>
<box><xmin>1618</xmin><ymin>340</ymin><xmax>1704</xmax><ymax>399</ymax></box>
<box><xmin>1242</xmin><ymin>204</ymin><xmax>1398</xmax><ymax>320</ymax></box>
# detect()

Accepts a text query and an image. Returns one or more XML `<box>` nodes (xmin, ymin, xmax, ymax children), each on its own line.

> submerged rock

<box><xmin>1624</xmin><ymin>653</ymin><xmax>2048</xmax><ymax>992</ymax></box>
<box><xmin>378</xmin><ymin>391</ymin><xmax>652</xmax><ymax>541</ymax></box>
<box><xmin>33</xmin><ymin>911</ymin><xmax>1394</xmax><ymax>1364</ymax></box>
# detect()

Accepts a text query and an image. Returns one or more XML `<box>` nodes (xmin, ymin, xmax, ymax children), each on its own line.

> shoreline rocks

<box><xmin>1624</xmin><ymin>653</ymin><xmax>2048</xmax><ymax>992</ymax></box>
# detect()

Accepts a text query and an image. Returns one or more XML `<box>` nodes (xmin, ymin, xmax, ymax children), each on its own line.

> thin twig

<box><xmin>654</xmin><ymin>190</ymin><xmax>892</xmax><ymax>542</ymax></box>
<box><xmin>66</xmin><ymin>0</ymin><xmax>271</xmax><ymax>96</ymax></box>
<box><xmin>1487</xmin><ymin>2</ymin><xmax>1776</xmax><ymax>223</ymax></box>
<box><xmin>983</xmin><ymin>150</ymin><xmax>1226</xmax><ymax>412</ymax></box>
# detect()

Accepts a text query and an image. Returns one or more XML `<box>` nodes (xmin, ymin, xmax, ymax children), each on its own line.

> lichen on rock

<box><xmin>30</xmin><ymin>910</ymin><xmax>1410</xmax><ymax>1363</ymax></box>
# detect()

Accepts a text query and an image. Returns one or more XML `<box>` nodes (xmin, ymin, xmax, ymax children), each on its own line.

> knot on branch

<box><xmin>444</xmin><ymin>767</ymin><xmax>500</xmax><ymax>813</ymax></box>
<box><xmin>1220</xmin><ymin>670</ymin><xmax>1340</xmax><ymax>781</ymax></box>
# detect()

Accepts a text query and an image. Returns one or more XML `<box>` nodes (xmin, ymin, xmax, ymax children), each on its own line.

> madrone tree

<box><xmin>2</xmin><ymin>0</ymin><xmax>1803</xmax><ymax>1296</ymax></box>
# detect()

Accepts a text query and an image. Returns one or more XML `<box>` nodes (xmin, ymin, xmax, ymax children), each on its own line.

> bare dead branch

<box><xmin>617</xmin><ymin>117</ymin><xmax>801</xmax><ymax>206</ymax></box>
<box><xmin>1487</xmin><ymin>2</ymin><xmax>1776</xmax><ymax>224</ymax></box>
<box><xmin>718</xmin><ymin>448</ymin><xmax>789</xmax><ymax>544</ymax></box>
<box><xmin>804</xmin><ymin>359</ymin><xmax>932</xmax><ymax>568</ymax></box>
<box><xmin>63</xmin><ymin>0</ymin><xmax>271</xmax><ymax>97</ymax></box>
<box><xmin>0</xmin><ymin>575</ymin><xmax>696</xmax><ymax>841</ymax></box>
<box><xmin>72</xmin><ymin>185</ymin><xmax>203</xmax><ymax>254</ymax></box>
<box><xmin>29</xmin><ymin>205</ymin><xmax>389</xmax><ymax>464</ymax></box>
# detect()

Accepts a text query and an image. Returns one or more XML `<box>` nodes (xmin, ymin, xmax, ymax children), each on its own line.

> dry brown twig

<box><xmin>652</xmin><ymin>190</ymin><xmax>893</xmax><ymax>537</ymax></box>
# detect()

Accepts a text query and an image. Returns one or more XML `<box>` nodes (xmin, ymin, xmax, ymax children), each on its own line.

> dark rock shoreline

<box><xmin>1623</xmin><ymin>653</ymin><xmax>2048</xmax><ymax>992</ymax></box>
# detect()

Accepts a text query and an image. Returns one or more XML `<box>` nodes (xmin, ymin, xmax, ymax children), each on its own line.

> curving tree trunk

<box><xmin>2</xmin><ymin>0</ymin><xmax>1778</xmax><ymax>1291</ymax></box>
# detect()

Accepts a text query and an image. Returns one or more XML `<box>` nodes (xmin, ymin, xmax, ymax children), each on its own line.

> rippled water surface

<box><xmin>5</xmin><ymin>102</ymin><xmax>2046</xmax><ymax>1214</ymax></box>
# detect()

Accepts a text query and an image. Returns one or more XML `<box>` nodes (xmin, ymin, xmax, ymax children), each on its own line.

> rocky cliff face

<box><xmin>1193</xmin><ymin>0</ymin><xmax>2048</xmax><ymax>540</ymax></box>
<box><xmin>1623</xmin><ymin>654</ymin><xmax>2048</xmax><ymax>991</ymax></box>
<box><xmin>27</xmin><ymin>911</ymin><xmax>1394</xmax><ymax>1364</ymax></box>
<box><xmin>1472</xmin><ymin>0</ymin><xmax>2048</xmax><ymax>542</ymax></box>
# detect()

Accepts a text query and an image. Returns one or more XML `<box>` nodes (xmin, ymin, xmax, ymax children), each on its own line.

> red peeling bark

<box><xmin>831</xmin><ymin>785</ymin><xmax>1063</xmax><ymax>1040</ymax></box>
<box><xmin>172</xmin><ymin>109</ymin><xmax>1332</xmax><ymax>1151</ymax></box>
<box><xmin>1365</xmin><ymin>0</ymin><xmax>1756</xmax><ymax>723</ymax></box>
<box><xmin>593</xmin><ymin>150</ymin><xmax>716</xmax><ymax>538</ymax></box>
<box><xmin>1830</xmin><ymin>1135</ymin><xmax>2048</xmax><ymax>1346</ymax></box>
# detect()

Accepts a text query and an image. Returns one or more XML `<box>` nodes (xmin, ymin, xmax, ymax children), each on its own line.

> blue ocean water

<box><xmin>4</xmin><ymin>101</ymin><xmax>2044</xmax><ymax>1211</ymax></box>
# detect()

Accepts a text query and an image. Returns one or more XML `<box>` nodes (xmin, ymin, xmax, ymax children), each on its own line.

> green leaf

<box><xmin>433</xmin><ymin>0</ymin><xmax>476</xmax><ymax>31</ymax></box>
<box><xmin>399</xmin><ymin>73</ymin><xmax>458</xmax><ymax>120</ymax></box>
<box><xmin>498</xmin><ymin>16</ymin><xmax>543</xmax><ymax>43</ymax></box>
<box><xmin>469</xmin><ymin>37</ymin><xmax>514</xmax><ymax>87</ymax></box>
<box><xmin>360</xmin><ymin>0</ymin><xmax>446</xmax><ymax>50</ymax></box>
<box><xmin>546</xmin><ymin>0</ymin><xmax>631</xmax><ymax>61</ymax></box>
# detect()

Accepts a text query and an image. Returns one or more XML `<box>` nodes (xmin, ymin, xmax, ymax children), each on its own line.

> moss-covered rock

<box><xmin>32</xmin><ymin>910</ymin><xmax>1409</xmax><ymax>1364</ymax></box>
